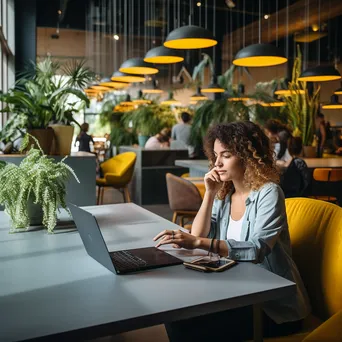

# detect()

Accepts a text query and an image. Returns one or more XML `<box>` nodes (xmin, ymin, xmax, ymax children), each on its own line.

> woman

<box><xmin>315</xmin><ymin>113</ymin><xmax>326</xmax><ymax>158</ymax></box>
<box><xmin>144</xmin><ymin>128</ymin><xmax>171</xmax><ymax>149</ymax></box>
<box><xmin>154</xmin><ymin>121</ymin><xmax>310</xmax><ymax>341</ymax></box>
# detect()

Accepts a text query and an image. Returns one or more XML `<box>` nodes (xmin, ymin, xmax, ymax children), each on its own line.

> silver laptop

<box><xmin>68</xmin><ymin>203</ymin><xmax>183</xmax><ymax>274</ymax></box>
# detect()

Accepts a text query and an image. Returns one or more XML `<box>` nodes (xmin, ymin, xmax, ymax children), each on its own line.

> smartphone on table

<box><xmin>183</xmin><ymin>256</ymin><xmax>236</xmax><ymax>272</ymax></box>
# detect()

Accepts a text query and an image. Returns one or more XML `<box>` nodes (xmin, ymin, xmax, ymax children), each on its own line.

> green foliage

<box><xmin>190</xmin><ymin>99</ymin><xmax>250</xmax><ymax>146</ymax></box>
<box><xmin>0</xmin><ymin>58</ymin><xmax>95</xmax><ymax>144</ymax></box>
<box><xmin>122</xmin><ymin>104</ymin><xmax>177</xmax><ymax>136</ymax></box>
<box><xmin>0</xmin><ymin>134</ymin><xmax>79</xmax><ymax>233</ymax></box>
<box><xmin>282</xmin><ymin>46</ymin><xmax>320</xmax><ymax>146</ymax></box>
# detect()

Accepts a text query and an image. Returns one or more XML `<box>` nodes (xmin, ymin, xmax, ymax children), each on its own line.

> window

<box><xmin>0</xmin><ymin>0</ymin><xmax>14</xmax><ymax>129</ymax></box>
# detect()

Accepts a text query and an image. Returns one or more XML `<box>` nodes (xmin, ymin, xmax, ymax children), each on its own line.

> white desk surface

<box><xmin>0</xmin><ymin>204</ymin><xmax>295</xmax><ymax>342</ymax></box>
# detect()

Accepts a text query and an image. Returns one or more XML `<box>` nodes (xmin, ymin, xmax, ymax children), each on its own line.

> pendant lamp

<box><xmin>233</xmin><ymin>44</ymin><xmax>287</xmax><ymax>67</ymax></box>
<box><xmin>99</xmin><ymin>77</ymin><xmax>129</xmax><ymax>89</ymax></box>
<box><xmin>190</xmin><ymin>87</ymin><xmax>208</xmax><ymax>101</ymax></box>
<box><xmin>121</xmin><ymin>94</ymin><xmax>134</xmax><ymax>106</ymax></box>
<box><xmin>334</xmin><ymin>82</ymin><xmax>342</xmax><ymax>95</ymax></box>
<box><xmin>298</xmin><ymin>65</ymin><xmax>341</xmax><ymax>82</ymax></box>
<box><xmin>111</xmin><ymin>71</ymin><xmax>146</xmax><ymax>83</ymax></box>
<box><xmin>144</xmin><ymin>46</ymin><xmax>184</xmax><ymax>64</ymax></box>
<box><xmin>142</xmin><ymin>79</ymin><xmax>164</xmax><ymax>94</ymax></box>
<box><xmin>202</xmin><ymin>75</ymin><xmax>225</xmax><ymax>93</ymax></box>
<box><xmin>119</xmin><ymin>58</ymin><xmax>158</xmax><ymax>75</ymax></box>
<box><xmin>227</xmin><ymin>84</ymin><xmax>249</xmax><ymax>102</ymax></box>
<box><xmin>322</xmin><ymin>95</ymin><xmax>342</xmax><ymax>109</ymax></box>
<box><xmin>164</xmin><ymin>25</ymin><xmax>217</xmax><ymax>50</ymax></box>
<box><xmin>274</xmin><ymin>79</ymin><xmax>305</xmax><ymax>96</ymax></box>
<box><xmin>90</xmin><ymin>84</ymin><xmax>113</xmax><ymax>92</ymax></box>
<box><xmin>133</xmin><ymin>90</ymin><xmax>151</xmax><ymax>104</ymax></box>
<box><xmin>161</xmin><ymin>92</ymin><xmax>181</xmax><ymax>106</ymax></box>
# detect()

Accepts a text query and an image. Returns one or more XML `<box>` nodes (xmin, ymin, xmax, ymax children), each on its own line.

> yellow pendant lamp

<box><xmin>111</xmin><ymin>71</ymin><xmax>146</xmax><ymax>83</ymax></box>
<box><xmin>161</xmin><ymin>92</ymin><xmax>181</xmax><ymax>106</ymax></box>
<box><xmin>164</xmin><ymin>25</ymin><xmax>217</xmax><ymax>50</ymax></box>
<box><xmin>120</xmin><ymin>94</ymin><xmax>135</xmax><ymax>106</ymax></box>
<box><xmin>99</xmin><ymin>77</ymin><xmax>129</xmax><ymax>89</ymax></box>
<box><xmin>90</xmin><ymin>84</ymin><xmax>113</xmax><ymax>92</ymax></box>
<box><xmin>144</xmin><ymin>46</ymin><xmax>184</xmax><ymax>64</ymax></box>
<box><xmin>133</xmin><ymin>90</ymin><xmax>152</xmax><ymax>104</ymax></box>
<box><xmin>142</xmin><ymin>79</ymin><xmax>164</xmax><ymax>94</ymax></box>
<box><xmin>119</xmin><ymin>58</ymin><xmax>159</xmax><ymax>75</ymax></box>
<box><xmin>190</xmin><ymin>87</ymin><xmax>208</xmax><ymax>101</ymax></box>
<box><xmin>334</xmin><ymin>84</ymin><xmax>342</xmax><ymax>95</ymax></box>
<box><xmin>202</xmin><ymin>75</ymin><xmax>225</xmax><ymax>93</ymax></box>
<box><xmin>227</xmin><ymin>84</ymin><xmax>249</xmax><ymax>102</ymax></box>
<box><xmin>322</xmin><ymin>95</ymin><xmax>342</xmax><ymax>109</ymax></box>
<box><xmin>298</xmin><ymin>65</ymin><xmax>341</xmax><ymax>82</ymax></box>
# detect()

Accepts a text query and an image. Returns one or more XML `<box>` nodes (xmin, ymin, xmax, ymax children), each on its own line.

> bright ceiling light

<box><xmin>144</xmin><ymin>46</ymin><xmax>184</xmax><ymax>64</ymax></box>
<box><xmin>119</xmin><ymin>58</ymin><xmax>159</xmax><ymax>75</ymax></box>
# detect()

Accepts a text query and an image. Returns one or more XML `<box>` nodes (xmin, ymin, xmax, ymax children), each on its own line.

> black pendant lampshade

<box><xmin>133</xmin><ymin>90</ymin><xmax>151</xmax><ymax>104</ymax></box>
<box><xmin>334</xmin><ymin>83</ymin><xmax>342</xmax><ymax>95</ymax></box>
<box><xmin>298</xmin><ymin>65</ymin><xmax>341</xmax><ymax>82</ymax></box>
<box><xmin>144</xmin><ymin>46</ymin><xmax>184</xmax><ymax>64</ymax></box>
<box><xmin>233</xmin><ymin>43</ymin><xmax>287</xmax><ymax>67</ymax></box>
<box><xmin>164</xmin><ymin>25</ymin><xmax>217</xmax><ymax>50</ymax></box>
<box><xmin>142</xmin><ymin>79</ymin><xmax>164</xmax><ymax>94</ymax></box>
<box><xmin>190</xmin><ymin>87</ymin><xmax>208</xmax><ymax>101</ymax></box>
<box><xmin>119</xmin><ymin>58</ymin><xmax>159</xmax><ymax>75</ymax></box>
<box><xmin>161</xmin><ymin>91</ymin><xmax>181</xmax><ymax>106</ymax></box>
<box><xmin>111</xmin><ymin>71</ymin><xmax>146</xmax><ymax>83</ymax></box>
<box><xmin>322</xmin><ymin>94</ymin><xmax>342</xmax><ymax>109</ymax></box>
<box><xmin>202</xmin><ymin>75</ymin><xmax>225</xmax><ymax>93</ymax></box>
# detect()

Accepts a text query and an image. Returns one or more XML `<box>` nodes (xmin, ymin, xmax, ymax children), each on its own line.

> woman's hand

<box><xmin>153</xmin><ymin>229</ymin><xmax>201</xmax><ymax>250</ymax></box>
<box><xmin>204</xmin><ymin>167</ymin><xmax>223</xmax><ymax>195</ymax></box>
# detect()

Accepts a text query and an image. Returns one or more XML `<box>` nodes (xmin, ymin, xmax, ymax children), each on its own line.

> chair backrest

<box><xmin>101</xmin><ymin>152</ymin><xmax>136</xmax><ymax>186</ymax></box>
<box><xmin>285</xmin><ymin>198</ymin><xmax>342</xmax><ymax>321</ymax></box>
<box><xmin>166</xmin><ymin>173</ymin><xmax>202</xmax><ymax>211</ymax></box>
<box><xmin>313</xmin><ymin>168</ymin><xmax>342</xmax><ymax>182</ymax></box>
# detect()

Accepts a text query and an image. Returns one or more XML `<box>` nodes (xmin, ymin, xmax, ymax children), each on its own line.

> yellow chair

<box><xmin>96</xmin><ymin>152</ymin><xmax>136</xmax><ymax>204</ymax></box>
<box><xmin>310</xmin><ymin>168</ymin><xmax>342</xmax><ymax>203</ymax></box>
<box><xmin>261</xmin><ymin>198</ymin><xmax>342</xmax><ymax>342</ymax></box>
<box><xmin>181</xmin><ymin>174</ymin><xmax>206</xmax><ymax>199</ymax></box>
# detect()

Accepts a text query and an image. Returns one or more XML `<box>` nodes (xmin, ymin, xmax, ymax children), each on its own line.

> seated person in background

<box><xmin>171</xmin><ymin>112</ymin><xmax>196</xmax><ymax>158</ymax></box>
<box><xmin>280</xmin><ymin>136</ymin><xmax>311</xmax><ymax>198</ymax></box>
<box><xmin>154</xmin><ymin>121</ymin><xmax>310</xmax><ymax>342</ymax></box>
<box><xmin>75</xmin><ymin>123</ymin><xmax>94</xmax><ymax>152</ymax></box>
<box><xmin>264</xmin><ymin>119</ymin><xmax>292</xmax><ymax>164</ymax></box>
<box><xmin>144</xmin><ymin>128</ymin><xmax>171</xmax><ymax>149</ymax></box>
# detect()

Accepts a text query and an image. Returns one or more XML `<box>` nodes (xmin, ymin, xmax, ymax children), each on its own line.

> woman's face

<box><xmin>213</xmin><ymin>139</ymin><xmax>245</xmax><ymax>182</ymax></box>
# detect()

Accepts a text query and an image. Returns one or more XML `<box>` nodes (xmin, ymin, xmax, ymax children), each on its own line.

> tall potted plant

<box><xmin>0</xmin><ymin>58</ymin><xmax>95</xmax><ymax>155</ymax></box>
<box><xmin>281</xmin><ymin>46</ymin><xmax>320</xmax><ymax>157</ymax></box>
<box><xmin>0</xmin><ymin>134</ymin><xmax>79</xmax><ymax>233</ymax></box>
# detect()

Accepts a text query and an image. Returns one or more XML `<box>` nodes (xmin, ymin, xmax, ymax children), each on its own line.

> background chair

<box><xmin>260</xmin><ymin>198</ymin><xmax>342</xmax><ymax>342</ymax></box>
<box><xmin>96</xmin><ymin>152</ymin><xmax>136</xmax><ymax>204</ymax></box>
<box><xmin>310</xmin><ymin>168</ymin><xmax>342</xmax><ymax>203</ymax></box>
<box><xmin>166</xmin><ymin>173</ymin><xmax>203</xmax><ymax>227</ymax></box>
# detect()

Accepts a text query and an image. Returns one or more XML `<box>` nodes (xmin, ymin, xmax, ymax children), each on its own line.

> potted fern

<box><xmin>0</xmin><ymin>134</ymin><xmax>79</xmax><ymax>233</ymax></box>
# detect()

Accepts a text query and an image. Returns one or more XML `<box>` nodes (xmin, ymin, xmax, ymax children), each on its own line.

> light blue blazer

<box><xmin>209</xmin><ymin>182</ymin><xmax>311</xmax><ymax>324</ymax></box>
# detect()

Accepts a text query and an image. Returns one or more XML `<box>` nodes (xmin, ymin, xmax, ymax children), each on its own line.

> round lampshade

<box><xmin>144</xmin><ymin>46</ymin><xmax>184</xmax><ymax>64</ymax></box>
<box><xmin>274</xmin><ymin>89</ymin><xmax>305</xmax><ymax>96</ymax></box>
<box><xmin>228</xmin><ymin>97</ymin><xmax>250</xmax><ymax>102</ymax></box>
<box><xmin>202</xmin><ymin>76</ymin><xmax>225</xmax><ymax>93</ymax></box>
<box><xmin>99</xmin><ymin>77</ymin><xmax>129</xmax><ymax>89</ymax></box>
<box><xmin>261</xmin><ymin>101</ymin><xmax>286</xmax><ymax>107</ymax></box>
<box><xmin>111</xmin><ymin>71</ymin><xmax>146</xmax><ymax>83</ymax></box>
<box><xmin>133</xmin><ymin>90</ymin><xmax>152</xmax><ymax>104</ymax></box>
<box><xmin>233</xmin><ymin>43</ymin><xmax>287</xmax><ymax>67</ymax></box>
<box><xmin>298</xmin><ymin>65</ymin><xmax>341</xmax><ymax>82</ymax></box>
<box><xmin>164</xmin><ymin>25</ymin><xmax>217</xmax><ymax>49</ymax></box>
<box><xmin>90</xmin><ymin>85</ymin><xmax>112</xmax><ymax>91</ymax></box>
<box><xmin>161</xmin><ymin>92</ymin><xmax>181</xmax><ymax>106</ymax></box>
<box><xmin>334</xmin><ymin>87</ymin><xmax>342</xmax><ymax>95</ymax></box>
<box><xmin>190</xmin><ymin>87</ymin><xmax>208</xmax><ymax>101</ymax></box>
<box><xmin>322</xmin><ymin>95</ymin><xmax>342</xmax><ymax>109</ymax></box>
<box><xmin>142</xmin><ymin>88</ymin><xmax>164</xmax><ymax>94</ymax></box>
<box><xmin>119</xmin><ymin>58</ymin><xmax>159</xmax><ymax>75</ymax></box>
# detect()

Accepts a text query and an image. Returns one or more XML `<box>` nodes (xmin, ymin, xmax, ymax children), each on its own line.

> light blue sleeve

<box><xmin>171</xmin><ymin>125</ymin><xmax>176</xmax><ymax>140</ymax></box>
<box><xmin>208</xmin><ymin>198</ymin><xmax>220</xmax><ymax>239</ymax></box>
<box><xmin>226</xmin><ymin>185</ymin><xmax>287</xmax><ymax>262</ymax></box>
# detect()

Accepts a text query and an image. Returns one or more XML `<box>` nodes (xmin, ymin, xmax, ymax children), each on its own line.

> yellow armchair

<box><xmin>262</xmin><ymin>198</ymin><xmax>342</xmax><ymax>342</ymax></box>
<box><xmin>96</xmin><ymin>152</ymin><xmax>136</xmax><ymax>204</ymax></box>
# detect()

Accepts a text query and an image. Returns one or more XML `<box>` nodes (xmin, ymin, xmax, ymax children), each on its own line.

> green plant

<box><xmin>0</xmin><ymin>58</ymin><xmax>95</xmax><ymax>144</ymax></box>
<box><xmin>0</xmin><ymin>134</ymin><xmax>79</xmax><ymax>233</ymax></box>
<box><xmin>282</xmin><ymin>46</ymin><xmax>320</xmax><ymax>146</ymax></box>
<box><xmin>122</xmin><ymin>104</ymin><xmax>176</xmax><ymax>136</ymax></box>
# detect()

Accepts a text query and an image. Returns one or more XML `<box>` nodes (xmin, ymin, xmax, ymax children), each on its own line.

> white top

<box><xmin>274</xmin><ymin>143</ymin><xmax>291</xmax><ymax>162</ymax></box>
<box><xmin>226</xmin><ymin>211</ymin><xmax>245</xmax><ymax>240</ymax></box>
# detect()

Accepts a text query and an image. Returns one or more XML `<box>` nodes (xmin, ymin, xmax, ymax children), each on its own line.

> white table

<box><xmin>0</xmin><ymin>204</ymin><xmax>295</xmax><ymax>342</ymax></box>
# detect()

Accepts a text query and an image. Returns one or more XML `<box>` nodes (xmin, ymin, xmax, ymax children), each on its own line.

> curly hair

<box><xmin>203</xmin><ymin>121</ymin><xmax>279</xmax><ymax>200</ymax></box>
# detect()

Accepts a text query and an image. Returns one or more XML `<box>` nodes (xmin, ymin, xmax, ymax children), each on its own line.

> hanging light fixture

<box><xmin>144</xmin><ymin>46</ymin><xmax>184</xmax><ymax>64</ymax></box>
<box><xmin>164</xmin><ymin>25</ymin><xmax>217</xmax><ymax>50</ymax></box>
<box><xmin>142</xmin><ymin>79</ymin><xmax>164</xmax><ymax>94</ymax></box>
<box><xmin>90</xmin><ymin>84</ymin><xmax>113</xmax><ymax>91</ymax></box>
<box><xmin>161</xmin><ymin>92</ymin><xmax>181</xmax><ymax>106</ymax></box>
<box><xmin>99</xmin><ymin>77</ymin><xmax>129</xmax><ymax>89</ymax></box>
<box><xmin>298</xmin><ymin>65</ymin><xmax>341</xmax><ymax>82</ymax></box>
<box><xmin>111</xmin><ymin>71</ymin><xmax>146</xmax><ymax>83</ymax></box>
<box><xmin>233</xmin><ymin>0</ymin><xmax>287</xmax><ymax>67</ymax></box>
<box><xmin>334</xmin><ymin>84</ymin><xmax>342</xmax><ymax>95</ymax></box>
<box><xmin>202</xmin><ymin>76</ymin><xmax>225</xmax><ymax>93</ymax></box>
<box><xmin>227</xmin><ymin>84</ymin><xmax>249</xmax><ymax>102</ymax></box>
<box><xmin>190</xmin><ymin>87</ymin><xmax>208</xmax><ymax>101</ymax></box>
<box><xmin>120</xmin><ymin>94</ymin><xmax>134</xmax><ymax>106</ymax></box>
<box><xmin>261</xmin><ymin>100</ymin><xmax>286</xmax><ymax>107</ymax></box>
<box><xmin>119</xmin><ymin>58</ymin><xmax>159</xmax><ymax>75</ymax></box>
<box><xmin>274</xmin><ymin>79</ymin><xmax>305</xmax><ymax>96</ymax></box>
<box><xmin>133</xmin><ymin>90</ymin><xmax>152</xmax><ymax>104</ymax></box>
<box><xmin>322</xmin><ymin>95</ymin><xmax>342</xmax><ymax>109</ymax></box>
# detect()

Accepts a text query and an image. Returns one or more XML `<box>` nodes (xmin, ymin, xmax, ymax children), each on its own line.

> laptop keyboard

<box><xmin>110</xmin><ymin>250</ymin><xmax>147</xmax><ymax>270</ymax></box>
